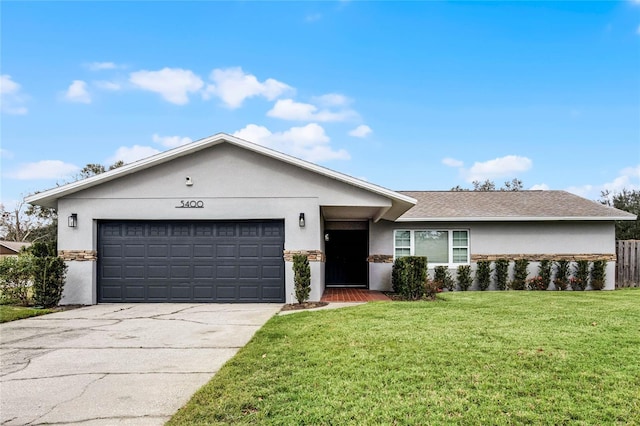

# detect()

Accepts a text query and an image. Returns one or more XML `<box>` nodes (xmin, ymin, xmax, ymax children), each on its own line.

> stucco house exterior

<box><xmin>25</xmin><ymin>133</ymin><xmax>636</xmax><ymax>304</ymax></box>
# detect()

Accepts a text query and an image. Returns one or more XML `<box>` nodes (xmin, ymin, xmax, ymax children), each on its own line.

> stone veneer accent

<box><xmin>471</xmin><ymin>253</ymin><xmax>616</xmax><ymax>262</ymax></box>
<box><xmin>59</xmin><ymin>250</ymin><xmax>98</xmax><ymax>261</ymax></box>
<box><xmin>367</xmin><ymin>254</ymin><xmax>394</xmax><ymax>263</ymax></box>
<box><xmin>283</xmin><ymin>250</ymin><xmax>325</xmax><ymax>262</ymax></box>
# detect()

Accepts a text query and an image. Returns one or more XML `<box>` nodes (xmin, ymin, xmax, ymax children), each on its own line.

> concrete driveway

<box><xmin>0</xmin><ymin>303</ymin><xmax>282</xmax><ymax>425</ymax></box>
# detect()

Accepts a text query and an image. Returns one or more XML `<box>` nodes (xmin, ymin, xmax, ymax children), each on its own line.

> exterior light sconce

<box><xmin>299</xmin><ymin>213</ymin><xmax>305</xmax><ymax>228</ymax></box>
<box><xmin>185</xmin><ymin>176</ymin><xmax>193</xmax><ymax>186</ymax></box>
<box><xmin>68</xmin><ymin>213</ymin><xmax>78</xmax><ymax>228</ymax></box>
<box><xmin>325</xmin><ymin>233</ymin><xmax>330</xmax><ymax>242</ymax></box>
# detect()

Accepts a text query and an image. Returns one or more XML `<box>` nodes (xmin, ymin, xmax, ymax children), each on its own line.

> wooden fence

<box><xmin>616</xmin><ymin>240</ymin><xmax>640</xmax><ymax>288</ymax></box>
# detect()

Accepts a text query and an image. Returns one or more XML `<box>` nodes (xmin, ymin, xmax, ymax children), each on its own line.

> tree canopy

<box><xmin>600</xmin><ymin>189</ymin><xmax>640</xmax><ymax>240</ymax></box>
<box><xmin>451</xmin><ymin>178</ymin><xmax>524</xmax><ymax>192</ymax></box>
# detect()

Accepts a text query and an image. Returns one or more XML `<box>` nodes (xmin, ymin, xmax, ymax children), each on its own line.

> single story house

<box><xmin>25</xmin><ymin>133</ymin><xmax>636</xmax><ymax>304</ymax></box>
<box><xmin>0</xmin><ymin>241</ymin><xmax>31</xmax><ymax>257</ymax></box>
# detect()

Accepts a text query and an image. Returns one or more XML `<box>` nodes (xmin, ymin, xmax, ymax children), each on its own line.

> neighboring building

<box><xmin>0</xmin><ymin>241</ymin><xmax>31</xmax><ymax>257</ymax></box>
<box><xmin>25</xmin><ymin>133</ymin><xmax>636</xmax><ymax>304</ymax></box>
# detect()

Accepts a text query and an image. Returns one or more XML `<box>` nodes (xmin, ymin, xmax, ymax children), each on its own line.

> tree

<box><xmin>452</xmin><ymin>178</ymin><xmax>523</xmax><ymax>192</ymax></box>
<box><xmin>600</xmin><ymin>189</ymin><xmax>640</xmax><ymax>239</ymax></box>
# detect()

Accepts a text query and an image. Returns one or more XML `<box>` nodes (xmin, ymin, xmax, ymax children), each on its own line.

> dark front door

<box><xmin>325</xmin><ymin>229</ymin><xmax>368</xmax><ymax>287</ymax></box>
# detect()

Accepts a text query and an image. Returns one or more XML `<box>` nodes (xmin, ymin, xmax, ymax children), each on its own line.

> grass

<box><xmin>0</xmin><ymin>305</ymin><xmax>56</xmax><ymax>323</ymax></box>
<box><xmin>169</xmin><ymin>289</ymin><xmax>640</xmax><ymax>425</ymax></box>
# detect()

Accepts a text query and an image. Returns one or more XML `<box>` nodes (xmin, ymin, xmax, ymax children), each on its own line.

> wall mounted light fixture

<box><xmin>299</xmin><ymin>213</ymin><xmax>305</xmax><ymax>228</ymax></box>
<box><xmin>68</xmin><ymin>213</ymin><xmax>78</xmax><ymax>228</ymax></box>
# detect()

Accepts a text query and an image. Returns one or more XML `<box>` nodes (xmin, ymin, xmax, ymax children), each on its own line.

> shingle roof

<box><xmin>0</xmin><ymin>241</ymin><xmax>31</xmax><ymax>253</ymax></box>
<box><xmin>397</xmin><ymin>190</ymin><xmax>637</xmax><ymax>221</ymax></box>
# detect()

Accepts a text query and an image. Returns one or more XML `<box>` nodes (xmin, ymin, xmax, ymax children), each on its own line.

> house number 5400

<box><xmin>176</xmin><ymin>200</ymin><xmax>204</xmax><ymax>208</ymax></box>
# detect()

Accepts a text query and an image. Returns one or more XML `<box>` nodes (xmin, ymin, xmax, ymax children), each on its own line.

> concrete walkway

<box><xmin>0</xmin><ymin>303</ymin><xmax>281</xmax><ymax>425</ymax></box>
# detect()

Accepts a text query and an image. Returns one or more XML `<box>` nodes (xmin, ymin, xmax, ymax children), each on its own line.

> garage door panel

<box><xmin>98</xmin><ymin>220</ymin><xmax>284</xmax><ymax>303</ymax></box>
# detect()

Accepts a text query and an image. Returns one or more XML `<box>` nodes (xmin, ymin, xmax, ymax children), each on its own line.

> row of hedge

<box><xmin>393</xmin><ymin>257</ymin><xmax>608</xmax><ymax>297</ymax></box>
<box><xmin>0</xmin><ymin>242</ymin><xmax>67</xmax><ymax>308</ymax></box>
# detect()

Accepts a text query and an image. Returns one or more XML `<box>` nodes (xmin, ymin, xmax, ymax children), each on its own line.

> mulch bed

<box><xmin>280</xmin><ymin>302</ymin><xmax>329</xmax><ymax>311</ymax></box>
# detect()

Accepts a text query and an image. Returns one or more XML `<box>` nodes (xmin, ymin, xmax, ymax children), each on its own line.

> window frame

<box><xmin>393</xmin><ymin>229</ymin><xmax>470</xmax><ymax>266</ymax></box>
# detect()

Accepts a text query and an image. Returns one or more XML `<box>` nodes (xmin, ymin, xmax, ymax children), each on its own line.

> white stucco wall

<box><xmin>369</xmin><ymin>220</ymin><xmax>617</xmax><ymax>291</ymax></box>
<box><xmin>57</xmin><ymin>143</ymin><xmax>391</xmax><ymax>304</ymax></box>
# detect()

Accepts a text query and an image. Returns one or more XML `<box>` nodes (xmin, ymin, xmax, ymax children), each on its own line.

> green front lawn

<box><xmin>169</xmin><ymin>290</ymin><xmax>640</xmax><ymax>425</ymax></box>
<box><xmin>0</xmin><ymin>305</ymin><xmax>56</xmax><ymax>323</ymax></box>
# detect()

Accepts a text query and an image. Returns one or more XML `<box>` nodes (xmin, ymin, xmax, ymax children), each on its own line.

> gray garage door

<box><xmin>98</xmin><ymin>220</ymin><xmax>285</xmax><ymax>303</ymax></box>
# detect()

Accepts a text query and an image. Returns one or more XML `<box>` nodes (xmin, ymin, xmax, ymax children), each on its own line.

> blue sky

<box><xmin>1</xmin><ymin>1</ymin><xmax>639</xmax><ymax>209</ymax></box>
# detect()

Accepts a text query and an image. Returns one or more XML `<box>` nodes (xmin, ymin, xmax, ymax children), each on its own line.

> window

<box><xmin>394</xmin><ymin>229</ymin><xmax>469</xmax><ymax>265</ymax></box>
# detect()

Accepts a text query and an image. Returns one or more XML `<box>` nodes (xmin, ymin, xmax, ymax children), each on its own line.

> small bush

<box><xmin>538</xmin><ymin>260</ymin><xmax>552</xmax><ymax>290</ymax></box>
<box><xmin>392</xmin><ymin>257</ymin><xmax>428</xmax><ymax>300</ymax></box>
<box><xmin>433</xmin><ymin>266</ymin><xmax>455</xmax><ymax>291</ymax></box>
<box><xmin>424</xmin><ymin>277</ymin><xmax>441</xmax><ymax>300</ymax></box>
<box><xmin>571</xmin><ymin>260</ymin><xmax>589</xmax><ymax>291</ymax></box>
<box><xmin>475</xmin><ymin>261</ymin><xmax>492</xmax><ymax>291</ymax></box>
<box><xmin>554</xmin><ymin>260</ymin><xmax>570</xmax><ymax>290</ymax></box>
<box><xmin>31</xmin><ymin>256</ymin><xmax>67</xmax><ymax>308</ymax></box>
<box><xmin>527</xmin><ymin>276</ymin><xmax>547</xmax><ymax>291</ymax></box>
<box><xmin>494</xmin><ymin>259</ymin><xmax>509</xmax><ymax>291</ymax></box>
<box><xmin>510</xmin><ymin>259</ymin><xmax>529</xmax><ymax>290</ymax></box>
<box><xmin>0</xmin><ymin>255</ymin><xmax>34</xmax><ymax>306</ymax></box>
<box><xmin>457</xmin><ymin>265</ymin><xmax>472</xmax><ymax>291</ymax></box>
<box><xmin>292</xmin><ymin>254</ymin><xmax>311</xmax><ymax>303</ymax></box>
<box><xmin>590</xmin><ymin>260</ymin><xmax>607</xmax><ymax>290</ymax></box>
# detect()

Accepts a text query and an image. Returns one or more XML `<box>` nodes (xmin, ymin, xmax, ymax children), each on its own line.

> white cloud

<box><xmin>267</xmin><ymin>98</ymin><xmax>357</xmax><ymax>122</ymax></box>
<box><xmin>64</xmin><ymin>80</ymin><xmax>91</xmax><ymax>103</ymax></box>
<box><xmin>530</xmin><ymin>183</ymin><xmax>550</xmax><ymax>190</ymax></box>
<box><xmin>442</xmin><ymin>157</ymin><xmax>464</xmax><ymax>168</ymax></box>
<box><xmin>465</xmin><ymin>155</ymin><xmax>532</xmax><ymax>182</ymax></box>
<box><xmin>129</xmin><ymin>68</ymin><xmax>204</xmax><ymax>105</ymax></box>
<box><xmin>313</xmin><ymin>93</ymin><xmax>351</xmax><ymax>107</ymax></box>
<box><xmin>107</xmin><ymin>145</ymin><xmax>161</xmax><ymax>164</ymax></box>
<box><xmin>8</xmin><ymin>160</ymin><xmax>79</xmax><ymax>180</ymax></box>
<box><xmin>86</xmin><ymin>61</ymin><xmax>118</xmax><ymax>71</ymax></box>
<box><xmin>94</xmin><ymin>80</ymin><xmax>122</xmax><ymax>91</ymax></box>
<box><xmin>348</xmin><ymin>125</ymin><xmax>372</xmax><ymax>138</ymax></box>
<box><xmin>152</xmin><ymin>133</ymin><xmax>192</xmax><ymax>148</ymax></box>
<box><xmin>0</xmin><ymin>148</ymin><xmax>14</xmax><ymax>159</ymax></box>
<box><xmin>233</xmin><ymin>123</ymin><xmax>350</xmax><ymax>162</ymax></box>
<box><xmin>1</xmin><ymin>74</ymin><xmax>28</xmax><ymax>115</ymax></box>
<box><xmin>204</xmin><ymin>67</ymin><xmax>292</xmax><ymax>109</ymax></box>
<box><xmin>565</xmin><ymin>165</ymin><xmax>639</xmax><ymax>199</ymax></box>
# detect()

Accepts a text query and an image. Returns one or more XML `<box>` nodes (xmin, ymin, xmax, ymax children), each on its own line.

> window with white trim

<box><xmin>394</xmin><ymin>229</ymin><xmax>469</xmax><ymax>265</ymax></box>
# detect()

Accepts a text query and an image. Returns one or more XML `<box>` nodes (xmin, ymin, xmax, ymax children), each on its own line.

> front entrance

<box><xmin>325</xmin><ymin>227</ymin><xmax>368</xmax><ymax>288</ymax></box>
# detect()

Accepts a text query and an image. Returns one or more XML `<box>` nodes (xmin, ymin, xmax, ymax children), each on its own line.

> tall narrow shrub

<box><xmin>292</xmin><ymin>254</ymin><xmax>311</xmax><ymax>303</ymax></box>
<box><xmin>392</xmin><ymin>256</ymin><xmax>428</xmax><ymax>300</ymax></box>
<box><xmin>29</xmin><ymin>242</ymin><xmax>67</xmax><ymax>308</ymax></box>
<box><xmin>494</xmin><ymin>259</ymin><xmax>509</xmax><ymax>291</ymax></box>
<box><xmin>510</xmin><ymin>259</ymin><xmax>529</xmax><ymax>290</ymax></box>
<box><xmin>0</xmin><ymin>255</ymin><xmax>34</xmax><ymax>306</ymax></box>
<box><xmin>475</xmin><ymin>261</ymin><xmax>492</xmax><ymax>291</ymax></box>
<box><xmin>538</xmin><ymin>260</ymin><xmax>552</xmax><ymax>290</ymax></box>
<box><xmin>457</xmin><ymin>265</ymin><xmax>472</xmax><ymax>291</ymax></box>
<box><xmin>572</xmin><ymin>260</ymin><xmax>589</xmax><ymax>291</ymax></box>
<box><xmin>590</xmin><ymin>260</ymin><xmax>607</xmax><ymax>290</ymax></box>
<box><xmin>433</xmin><ymin>266</ymin><xmax>454</xmax><ymax>291</ymax></box>
<box><xmin>554</xmin><ymin>260</ymin><xmax>570</xmax><ymax>290</ymax></box>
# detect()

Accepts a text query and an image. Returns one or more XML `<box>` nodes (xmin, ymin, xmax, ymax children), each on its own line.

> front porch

<box><xmin>320</xmin><ymin>288</ymin><xmax>391</xmax><ymax>302</ymax></box>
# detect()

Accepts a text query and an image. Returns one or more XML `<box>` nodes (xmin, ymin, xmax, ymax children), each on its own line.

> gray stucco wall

<box><xmin>369</xmin><ymin>220</ymin><xmax>617</xmax><ymax>291</ymax></box>
<box><xmin>57</xmin><ymin>143</ymin><xmax>391</xmax><ymax>304</ymax></box>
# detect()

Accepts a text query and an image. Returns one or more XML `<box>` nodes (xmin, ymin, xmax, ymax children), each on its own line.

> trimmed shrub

<box><xmin>433</xmin><ymin>266</ymin><xmax>454</xmax><ymax>292</ymax></box>
<box><xmin>527</xmin><ymin>276</ymin><xmax>547</xmax><ymax>291</ymax></box>
<box><xmin>590</xmin><ymin>260</ymin><xmax>607</xmax><ymax>290</ymax></box>
<box><xmin>392</xmin><ymin>256</ymin><xmax>428</xmax><ymax>300</ymax></box>
<box><xmin>292</xmin><ymin>254</ymin><xmax>311</xmax><ymax>303</ymax></box>
<box><xmin>494</xmin><ymin>259</ymin><xmax>509</xmax><ymax>291</ymax></box>
<box><xmin>457</xmin><ymin>265</ymin><xmax>472</xmax><ymax>291</ymax></box>
<box><xmin>475</xmin><ymin>261</ymin><xmax>492</xmax><ymax>291</ymax></box>
<box><xmin>571</xmin><ymin>260</ymin><xmax>589</xmax><ymax>291</ymax></box>
<box><xmin>510</xmin><ymin>259</ymin><xmax>529</xmax><ymax>290</ymax></box>
<box><xmin>538</xmin><ymin>260</ymin><xmax>552</xmax><ymax>290</ymax></box>
<box><xmin>424</xmin><ymin>277</ymin><xmax>441</xmax><ymax>300</ymax></box>
<box><xmin>0</xmin><ymin>255</ymin><xmax>34</xmax><ymax>306</ymax></box>
<box><xmin>554</xmin><ymin>260</ymin><xmax>570</xmax><ymax>291</ymax></box>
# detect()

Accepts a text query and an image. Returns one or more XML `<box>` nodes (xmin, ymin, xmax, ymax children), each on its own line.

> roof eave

<box><xmin>396</xmin><ymin>215</ymin><xmax>637</xmax><ymax>222</ymax></box>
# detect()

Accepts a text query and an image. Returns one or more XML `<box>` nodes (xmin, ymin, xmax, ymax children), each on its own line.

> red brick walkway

<box><xmin>321</xmin><ymin>288</ymin><xmax>391</xmax><ymax>302</ymax></box>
